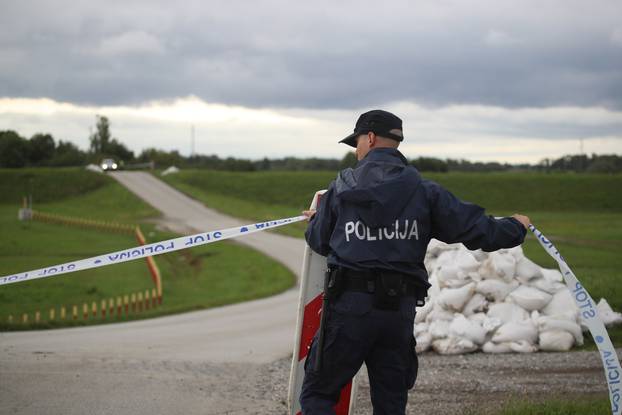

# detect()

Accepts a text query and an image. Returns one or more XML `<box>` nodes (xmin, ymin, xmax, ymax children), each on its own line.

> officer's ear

<box><xmin>368</xmin><ymin>132</ymin><xmax>377</xmax><ymax>147</ymax></box>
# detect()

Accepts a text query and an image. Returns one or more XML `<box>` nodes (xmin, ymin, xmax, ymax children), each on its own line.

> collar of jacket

<box><xmin>359</xmin><ymin>147</ymin><xmax>409</xmax><ymax>166</ymax></box>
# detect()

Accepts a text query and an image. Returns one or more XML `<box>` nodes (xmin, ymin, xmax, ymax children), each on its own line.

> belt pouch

<box><xmin>374</xmin><ymin>272</ymin><xmax>403</xmax><ymax>310</ymax></box>
<box><xmin>326</xmin><ymin>267</ymin><xmax>345</xmax><ymax>301</ymax></box>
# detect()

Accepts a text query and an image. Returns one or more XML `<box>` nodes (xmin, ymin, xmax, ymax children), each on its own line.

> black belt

<box><xmin>340</xmin><ymin>268</ymin><xmax>419</xmax><ymax>297</ymax></box>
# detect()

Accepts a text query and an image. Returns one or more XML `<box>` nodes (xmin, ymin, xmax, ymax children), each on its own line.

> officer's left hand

<box><xmin>302</xmin><ymin>210</ymin><xmax>316</xmax><ymax>221</ymax></box>
<box><xmin>512</xmin><ymin>213</ymin><xmax>531</xmax><ymax>229</ymax></box>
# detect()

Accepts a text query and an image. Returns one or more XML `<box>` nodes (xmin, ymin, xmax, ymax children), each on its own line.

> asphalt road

<box><xmin>0</xmin><ymin>171</ymin><xmax>308</xmax><ymax>415</ymax></box>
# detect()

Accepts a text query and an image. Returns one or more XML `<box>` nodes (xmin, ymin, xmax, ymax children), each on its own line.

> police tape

<box><xmin>530</xmin><ymin>224</ymin><xmax>621</xmax><ymax>415</ymax></box>
<box><xmin>0</xmin><ymin>215</ymin><xmax>307</xmax><ymax>287</ymax></box>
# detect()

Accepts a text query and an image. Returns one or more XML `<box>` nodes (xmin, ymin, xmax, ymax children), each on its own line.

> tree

<box><xmin>412</xmin><ymin>157</ymin><xmax>448</xmax><ymax>172</ymax></box>
<box><xmin>258</xmin><ymin>157</ymin><xmax>271</xmax><ymax>170</ymax></box>
<box><xmin>0</xmin><ymin>130</ymin><xmax>29</xmax><ymax>168</ymax></box>
<box><xmin>89</xmin><ymin>115</ymin><xmax>112</xmax><ymax>154</ymax></box>
<box><xmin>138</xmin><ymin>148</ymin><xmax>184</xmax><ymax>167</ymax></box>
<box><xmin>106</xmin><ymin>138</ymin><xmax>134</xmax><ymax>162</ymax></box>
<box><xmin>340</xmin><ymin>152</ymin><xmax>357</xmax><ymax>169</ymax></box>
<box><xmin>28</xmin><ymin>133</ymin><xmax>56</xmax><ymax>164</ymax></box>
<box><xmin>88</xmin><ymin>115</ymin><xmax>134</xmax><ymax>162</ymax></box>
<box><xmin>587</xmin><ymin>155</ymin><xmax>621</xmax><ymax>173</ymax></box>
<box><xmin>50</xmin><ymin>140</ymin><xmax>87</xmax><ymax>166</ymax></box>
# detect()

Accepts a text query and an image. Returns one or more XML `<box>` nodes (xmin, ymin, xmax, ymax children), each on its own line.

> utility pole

<box><xmin>190</xmin><ymin>125</ymin><xmax>195</xmax><ymax>158</ymax></box>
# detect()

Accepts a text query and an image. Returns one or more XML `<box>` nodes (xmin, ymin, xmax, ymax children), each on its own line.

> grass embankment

<box><xmin>162</xmin><ymin>170</ymin><xmax>622</xmax><ymax>347</ymax></box>
<box><xmin>0</xmin><ymin>168</ymin><xmax>294</xmax><ymax>329</ymax></box>
<box><xmin>464</xmin><ymin>394</ymin><xmax>611</xmax><ymax>415</ymax></box>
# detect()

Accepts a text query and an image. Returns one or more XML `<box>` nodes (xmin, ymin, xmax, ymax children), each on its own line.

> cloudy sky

<box><xmin>1</xmin><ymin>0</ymin><xmax>621</xmax><ymax>162</ymax></box>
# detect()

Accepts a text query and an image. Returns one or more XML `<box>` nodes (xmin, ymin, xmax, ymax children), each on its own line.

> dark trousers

<box><xmin>300</xmin><ymin>291</ymin><xmax>418</xmax><ymax>415</ymax></box>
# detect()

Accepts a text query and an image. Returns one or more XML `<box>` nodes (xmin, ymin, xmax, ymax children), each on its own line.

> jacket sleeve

<box><xmin>428</xmin><ymin>182</ymin><xmax>526</xmax><ymax>252</ymax></box>
<box><xmin>304</xmin><ymin>183</ymin><xmax>337</xmax><ymax>256</ymax></box>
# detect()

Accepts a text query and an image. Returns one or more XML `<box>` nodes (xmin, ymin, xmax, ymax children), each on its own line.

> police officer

<box><xmin>300</xmin><ymin>109</ymin><xmax>530</xmax><ymax>415</ymax></box>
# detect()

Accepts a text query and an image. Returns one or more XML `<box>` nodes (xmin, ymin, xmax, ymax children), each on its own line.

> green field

<box><xmin>162</xmin><ymin>169</ymin><xmax>622</xmax><ymax>346</ymax></box>
<box><xmin>464</xmin><ymin>394</ymin><xmax>611</xmax><ymax>415</ymax></box>
<box><xmin>0</xmin><ymin>168</ymin><xmax>295</xmax><ymax>329</ymax></box>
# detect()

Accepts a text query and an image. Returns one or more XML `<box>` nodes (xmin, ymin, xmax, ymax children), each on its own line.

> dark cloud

<box><xmin>1</xmin><ymin>0</ymin><xmax>621</xmax><ymax>109</ymax></box>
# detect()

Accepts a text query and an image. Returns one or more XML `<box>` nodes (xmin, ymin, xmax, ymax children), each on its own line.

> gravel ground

<box><xmin>3</xmin><ymin>347</ymin><xmax>618</xmax><ymax>414</ymax></box>
<box><xmin>257</xmin><ymin>348</ymin><xmax>620</xmax><ymax>415</ymax></box>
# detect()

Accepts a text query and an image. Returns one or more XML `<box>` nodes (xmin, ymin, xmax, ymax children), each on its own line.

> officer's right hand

<box><xmin>512</xmin><ymin>213</ymin><xmax>531</xmax><ymax>229</ymax></box>
<box><xmin>302</xmin><ymin>210</ymin><xmax>316</xmax><ymax>221</ymax></box>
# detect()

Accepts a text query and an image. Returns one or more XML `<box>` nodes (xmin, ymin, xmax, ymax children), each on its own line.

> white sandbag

<box><xmin>468</xmin><ymin>312</ymin><xmax>487</xmax><ymax>323</ymax></box>
<box><xmin>414</xmin><ymin>322</ymin><xmax>429</xmax><ymax>337</ymax></box>
<box><xmin>434</xmin><ymin>249</ymin><xmax>459</xmax><ymax>269</ymax></box>
<box><xmin>425</xmin><ymin>304</ymin><xmax>455</xmax><ymax>323</ymax></box>
<box><xmin>436</xmin><ymin>264</ymin><xmax>461</xmax><ymax>286</ymax></box>
<box><xmin>85</xmin><ymin>163</ymin><xmax>103</xmax><ymax>173</ymax></box>
<box><xmin>462</xmin><ymin>293</ymin><xmax>487</xmax><ymax>316</ymax></box>
<box><xmin>415</xmin><ymin>300</ymin><xmax>434</xmax><ymax>324</ymax></box>
<box><xmin>487</xmin><ymin>303</ymin><xmax>529</xmax><ymax>324</ymax></box>
<box><xmin>481</xmin><ymin>316</ymin><xmax>503</xmax><ymax>333</ymax></box>
<box><xmin>541</xmin><ymin>268</ymin><xmax>563</xmax><ymax>283</ymax></box>
<box><xmin>427</xmin><ymin>276</ymin><xmax>441</xmax><ymax>299</ymax></box>
<box><xmin>443</xmin><ymin>272</ymin><xmax>473</xmax><ymax>289</ymax></box>
<box><xmin>515</xmin><ymin>257</ymin><xmax>543</xmax><ymax>283</ymax></box>
<box><xmin>530</xmin><ymin>277</ymin><xmax>566</xmax><ymax>295</ymax></box>
<box><xmin>542</xmin><ymin>289</ymin><xmax>576</xmax><ymax>316</ymax></box>
<box><xmin>437</xmin><ymin>283</ymin><xmax>475</xmax><ymax>311</ymax></box>
<box><xmin>471</xmin><ymin>249</ymin><xmax>488</xmax><ymax>262</ymax></box>
<box><xmin>161</xmin><ymin>166</ymin><xmax>180</xmax><ymax>176</ymax></box>
<box><xmin>415</xmin><ymin>332</ymin><xmax>433</xmax><ymax>353</ymax></box>
<box><xmin>510</xmin><ymin>340</ymin><xmax>538</xmax><ymax>353</ymax></box>
<box><xmin>454</xmin><ymin>249</ymin><xmax>480</xmax><ymax>272</ymax></box>
<box><xmin>476</xmin><ymin>279</ymin><xmax>518</xmax><ymax>302</ymax></box>
<box><xmin>492</xmin><ymin>320</ymin><xmax>538</xmax><ymax>344</ymax></box>
<box><xmin>426</xmin><ymin>239</ymin><xmax>457</xmax><ymax>258</ymax></box>
<box><xmin>545</xmin><ymin>310</ymin><xmax>580</xmax><ymax>323</ymax></box>
<box><xmin>479</xmin><ymin>252</ymin><xmax>516</xmax><ymax>282</ymax></box>
<box><xmin>449</xmin><ymin>314</ymin><xmax>487</xmax><ymax>345</ymax></box>
<box><xmin>432</xmin><ymin>336</ymin><xmax>478</xmax><ymax>355</ymax></box>
<box><xmin>429</xmin><ymin>320</ymin><xmax>451</xmax><ymax>340</ymax></box>
<box><xmin>505</xmin><ymin>246</ymin><xmax>525</xmax><ymax>261</ymax></box>
<box><xmin>539</xmin><ymin>330</ymin><xmax>575</xmax><ymax>351</ymax></box>
<box><xmin>537</xmin><ymin>316</ymin><xmax>583</xmax><ymax>345</ymax></box>
<box><xmin>507</xmin><ymin>286</ymin><xmax>552</xmax><ymax>311</ymax></box>
<box><xmin>597</xmin><ymin>298</ymin><xmax>622</xmax><ymax>327</ymax></box>
<box><xmin>467</xmin><ymin>271</ymin><xmax>482</xmax><ymax>282</ymax></box>
<box><xmin>482</xmin><ymin>341</ymin><xmax>513</xmax><ymax>354</ymax></box>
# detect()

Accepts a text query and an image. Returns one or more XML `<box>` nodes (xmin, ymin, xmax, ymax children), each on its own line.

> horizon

<box><xmin>1</xmin><ymin>1</ymin><xmax>621</xmax><ymax>163</ymax></box>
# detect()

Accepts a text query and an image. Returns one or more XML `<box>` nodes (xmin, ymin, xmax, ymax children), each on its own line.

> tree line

<box><xmin>1</xmin><ymin>116</ymin><xmax>620</xmax><ymax>173</ymax></box>
<box><xmin>0</xmin><ymin>116</ymin><xmax>134</xmax><ymax>168</ymax></box>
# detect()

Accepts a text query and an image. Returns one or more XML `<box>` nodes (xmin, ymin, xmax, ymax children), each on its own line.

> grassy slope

<box><xmin>0</xmin><ymin>168</ymin><xmax>294</xmax><ymax>329</ymax></box>
<box><xmin>464</xmin><ymin>394</ymin><xmax>611</xmax><ymax>415</ymax></box>
<box><xmin>162</xmin><ymin>170</ymin><xmax>622</xmax><ymax>346</ymax></box>
<box><xmin>0</xmin><ymin>168</ymin><xmax>111</xmax><ymax>205</ymax></box>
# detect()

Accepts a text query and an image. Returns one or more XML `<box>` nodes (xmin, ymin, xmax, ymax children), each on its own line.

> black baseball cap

<box><xmin>339</xmin><ymin>109</ymin><xmax>404</xmax><ymax>147</ymax></box>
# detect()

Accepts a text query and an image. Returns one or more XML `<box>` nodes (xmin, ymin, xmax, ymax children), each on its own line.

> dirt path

<box><xmin>0</xmin><ymin>171</ymin><xmax>618</xmax><ymax>415</ymax></box>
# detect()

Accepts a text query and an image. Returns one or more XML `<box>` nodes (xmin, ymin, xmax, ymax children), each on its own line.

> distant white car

<box><xmin>100</xmin><ymin>158</ymin><xmax>118</xmax><ymax>171</ymax></box>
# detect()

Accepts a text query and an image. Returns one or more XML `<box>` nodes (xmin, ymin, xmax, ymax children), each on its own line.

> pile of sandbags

<box><xmin>414</xmin><ymin>240</ymin><xmax>621</xmax><ymax>354</ymax></box>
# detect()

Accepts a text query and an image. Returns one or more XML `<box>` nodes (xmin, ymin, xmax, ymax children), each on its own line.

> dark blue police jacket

<box><xmin>305</xmin><ymin>148</ymin><xmax>526</xmax><ymax>289</ymax></box>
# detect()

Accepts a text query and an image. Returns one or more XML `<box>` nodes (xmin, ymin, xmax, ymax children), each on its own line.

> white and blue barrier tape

<box><xmin>0</xmin><ymin>215</ymin><xmax>306</xmax><ymax>287</ymax></box>
<box><xmin>530</xmin><ymin>224</ymin><xmax>621</xmax><ymax>415</ymax></box>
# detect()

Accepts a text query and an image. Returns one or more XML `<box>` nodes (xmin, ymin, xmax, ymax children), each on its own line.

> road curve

<box><xmin>111</xmin><ymin>171</ymin><xmax>305</xmax><ymax>276</ymax></box>
<box><xmin>0</xmin><ymin>171</ymin><xmax>309</xmax><ymax>415</ymax></box>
